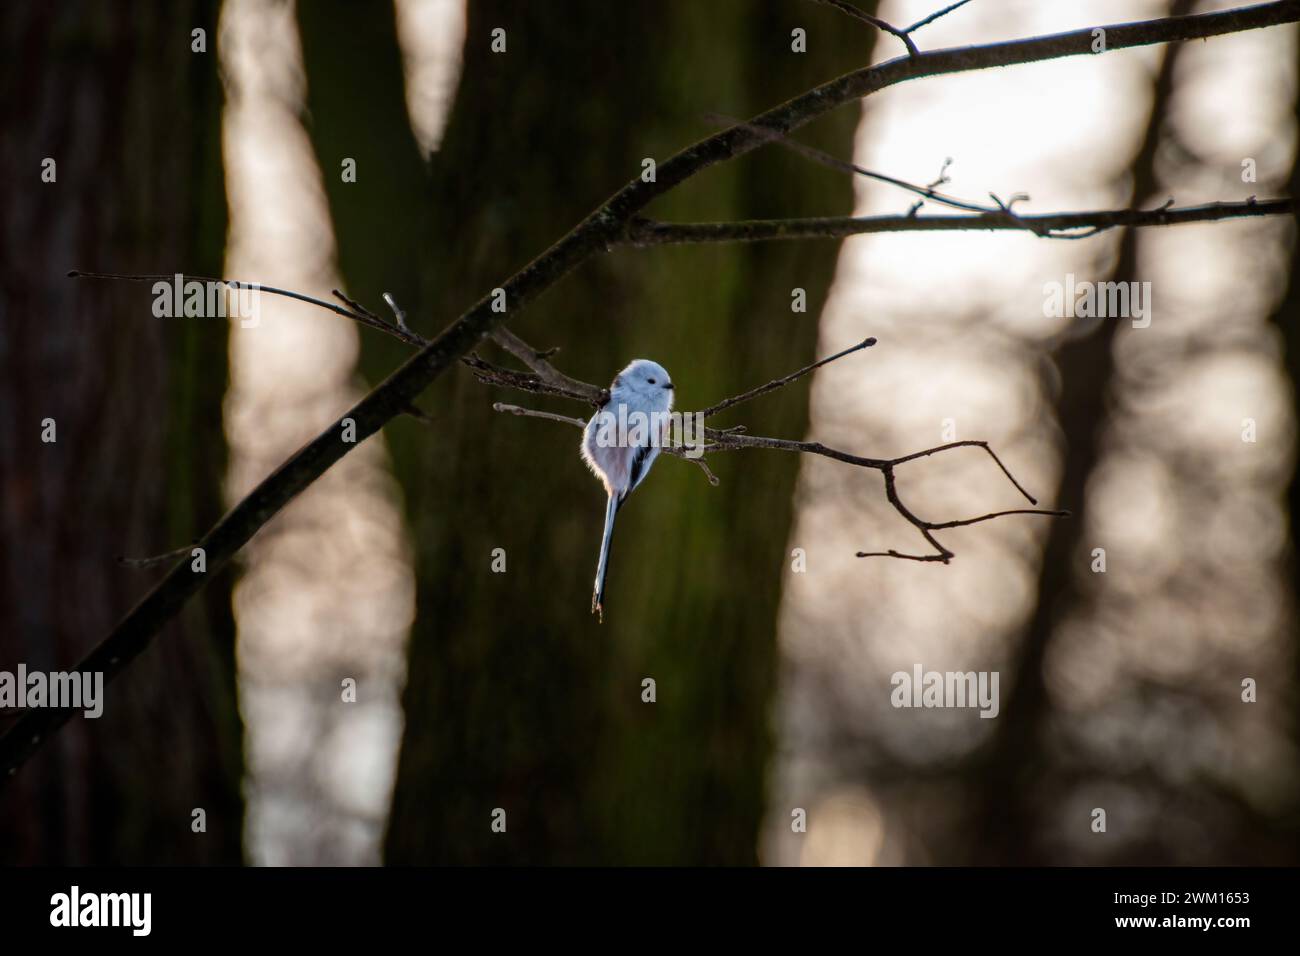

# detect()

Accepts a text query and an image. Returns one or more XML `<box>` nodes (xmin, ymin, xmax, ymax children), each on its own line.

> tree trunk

<box><xmin>969</xmin><ymin>0</ymin><xmax>1192</xmax><ymax>865</ymax></box>
<box><xmin>296</xmin><ymin>0</ymin><xmax>875</xmax><ymax>863</ymax></box>
<box><xmin>0</xmin><ymin>0</ymin><xmax>243</xmax><ymax>864</ymax></box>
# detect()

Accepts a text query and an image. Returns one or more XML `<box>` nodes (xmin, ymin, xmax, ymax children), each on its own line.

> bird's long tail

<box><xmin>592</xmin><ymin>493</ymin><xmax>619</xmax><ymax>621</ymax></box>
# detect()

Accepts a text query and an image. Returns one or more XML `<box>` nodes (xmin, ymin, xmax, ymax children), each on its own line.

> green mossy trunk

<box><xmin>296</xmin><ymin>0</ymin><xmax>875</xmax><ymax>863</ymax></box>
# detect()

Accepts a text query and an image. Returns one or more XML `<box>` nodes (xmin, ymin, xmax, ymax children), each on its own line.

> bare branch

<box><xmin>401</xmin><ymin>403</ymin><xmax>437</xmax><ymax>427</ymax></box>
<box><xmin>331</xmin><ymin>287</ymin><xmax>380</xmax><ymax>320</ymax></box>
<box><xmin>491</xmin><ymin>337</ymin><xmax>1064</xmax><ymax>566</ymax></box>
<box><xmin>704</xmin><ymin>112</ymin><xmax>995</xmax><ymax>214</ymax></box>
<box><xmin>68</xmin><ymin>270</ymin><xmax>431</xmax><ymax>348</ymax></box>
<box><xmin>492</xmin><ymin>402</ymin><xmax>587</xmax><ymax>429</ymax></box>
<box><xmin>495</xmin><ymin>394</ymin><xmax>1065</xmax><ymax>560</ymax></box>
<box><xmin>490</xmin><ymin>327</ymin><xmax>608</xmax><ymax>406</ymax></box>
<box><xmin>812</xmin><ymin>0</ymin><xmax>975</xmax><ymax>56</ymax></box>
<box><xmin>924</xmin><ymin>507</ymin><xmax>1069</xmax><ymax>531</ymax></box>
<box><xmin>117</xmin><ymin>545</ymin><xmax>197</xmax><ymax>570</ymax></box>
<box><xmin>70</xmin><ymin>270</ymin><xmax>607</xmax><ymax>407</ymax></box>
<box><xmin>904</xmin><ymin>0</ymin><xmax>975</xmax><ymax>36</ymax></box>
<box><xmin>698</xmin><ymin>336</ymin><xmax>877</xmax><ymax>418</ymax></box>
<box><xmin>926</xmin><ymin>157</ymin><xmax>953</xmax><ymax>191</ymax></box>
<box><xmin>466</xmin><ymin>355</ymin><xmax>598</xmax><ymax>404</ymax></box>
<box><xmin>889</xmin><ymin>439</ymin><xmax>1038</xmax><ymax>503</ymax></box>
<box><xmin>810</xmin><ymin>0</ymin><xmax>920</xmax><ymax>56</ymax></box>
<box><xmin>674</xmin><ymin>453</ymin><xmax>720</xmax><ymax>486</ymax></box>
<box><xmin>627</xmin><ymin>197</ymin><xmax>1296</xmax><ymax>245</ymax></box>
<box><xmin>855</xmin><ymin>547</ymin><xmax>952</xmax><ymax>562</ymax></box>
<box><xmin>383</xmin><ymin>292</ymin><xmax>414</xmax><ymax>337</ymax></box>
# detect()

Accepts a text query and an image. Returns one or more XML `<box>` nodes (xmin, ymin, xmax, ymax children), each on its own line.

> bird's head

<box><xmin>614</xmin><ymin>359</ymin><xmax>674</xmax><ymax>409</ymax></box>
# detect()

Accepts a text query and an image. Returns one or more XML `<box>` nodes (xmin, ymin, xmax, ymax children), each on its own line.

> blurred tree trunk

<box><xmin>968</xmin><ymin>0</ymin><xmax>1193</xmax><ymax>865</ymax></box>
<box><xmin>1273</xmin><ymin>45</ymin><xmax>1300</xmax><ymax>812</ymax></box>
<box><xmin>0</xmin><ymin>0</ymin><xmax>243</xmax><ymax>863</ymax></box>
<box><xmin>296</xmin><ymin>0</ymin><xmax>875</xmax><ymax>863</ymax></box>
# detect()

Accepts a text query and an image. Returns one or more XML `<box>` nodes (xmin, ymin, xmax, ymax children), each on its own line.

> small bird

<box><xmin>581</xmin><ymin>358</ymin><xmax>675</xmax><ymax>620</ymax></box>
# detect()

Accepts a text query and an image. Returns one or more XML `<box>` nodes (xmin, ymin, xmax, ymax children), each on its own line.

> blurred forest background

<box><xmin>1</xmin><ymin>0</ymin><xmax>1296</xmax><ymax>865</ymax></box>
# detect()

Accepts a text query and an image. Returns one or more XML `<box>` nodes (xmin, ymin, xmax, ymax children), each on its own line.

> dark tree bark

<box><xmin>296</xmin><ymin>0</ymin><xmax>875</xmax><ymax>863</ymax></box>
<box><xmin>0</xmin><ymin>0</ymin><xmax>243</xmax><ymax>864</ymax></box>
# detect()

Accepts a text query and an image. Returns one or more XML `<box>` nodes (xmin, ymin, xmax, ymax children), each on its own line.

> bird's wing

<box><xmin>623</xmin><ymin>443</ymin><xmax>659</xmax><ymax>503</ymax></box>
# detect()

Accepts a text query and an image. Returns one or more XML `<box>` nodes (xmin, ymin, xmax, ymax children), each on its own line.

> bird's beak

<box><xmin>663</xmin><ymin>383</ymin><xmax>674</xmax><ymax>390</ymax></box>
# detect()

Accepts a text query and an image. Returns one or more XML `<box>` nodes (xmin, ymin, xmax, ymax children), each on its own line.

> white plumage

<box><xmin>581</xmin><ymin>358</ymin><xmax>674</xmax><ymax>619</ymax></box>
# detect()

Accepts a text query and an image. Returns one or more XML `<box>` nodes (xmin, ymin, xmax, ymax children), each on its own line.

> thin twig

<box><xmin>490</xmin><ymin>327</ymin><xmax>607</xmax><ymax>405</ymax></box>
<box><xmin>79</xmin><ymin>269</ymin><xmax>608</xmax><ymax>410</ymax></box>
<box><xmin>68</xmin><ymin>270</ymin><xmax>431</xmax><ymax>348</ymax></box>
<box><xmin>698</xmin><ymin>336</ymin><xmax>877</xmax><ymax>418</ymax></box>
<box><xmin>672</xmin><ymin>452</ymin><xmax>720</xmax><ymax>485</ymax></box>
<box><xmin>383</xmin><ymin>292</ymin><xmax>413</xmax><ymax>336</ymax></box>
<box><xmin>813</xmin><ymin>0</ymin><xmax>975</xmax><ymax>56</ymax></box>
<box><xmin>401</xmin><ymin>403</ymin><xmax>437</xmax><ymax>427</ymax></box>
<box><xmin>926</xmin><ymin>157</ymin><xmax>953</xmax><ymax>191</ymax></box>
<box><xmin>491</xmin><ymin>333</ymin><xmax>1064</xmax><ymax>565</ymax></box>
<box><xmin>493</xmin><ymin>396</ymin><xmax>1065</xmax><ymax>559</ymax></box>
<box><xmin>811</xmin><ymin>0</ymin><xmax>920</xmax><ymax>55</ymax></box>
<box><xmin>904</xmin><ymin>0</ymin><xmax>974</xmax><ymax>35</ymax></box>
<box><xmin>492</xmin><ymin>403</ymin><xmax>588</xmax><ymax>429</ymax></box>
<box><xmin>924</xmin><ymin>507</ymin><xmax>1068</xmax><ymax>531</ymax></box>
<box><xmin>705</xmin><ymin>112</ymin><xmax>995</xmax><ymax>215</ymax></box>
<box><xmin>626</xmin><ymin>198</ymin><xmax>1297</xmax><ymax>245</ymax></box>
<box><xmin>331</xmin><ymin>288</ymin><xmax>380</xmax><ymax>320</ymax></box>
<box><xmin>890</xmin><ymin>439</ymin><xmax>1038</xmax><ymax>503</ymax></box>
<box><xmin>117</xmin><ymin>544</ymin><xmax>198</xmax><ymax>569</ymax></box>
<box><xmin>70</xmin><ymin>270</ymin><xmax>605</xmax><ymax>406</ymax></box>
<box><xmin>467</xmin><ymin>354</ymin><xmax>597</xmax><ymax>403</ymax></box>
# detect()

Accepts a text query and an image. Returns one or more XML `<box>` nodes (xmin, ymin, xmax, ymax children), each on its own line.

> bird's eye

<box><xmin>647</xmin><ymin>378</ymin><xmax>656</xmax><ymax>385</ymax></box>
